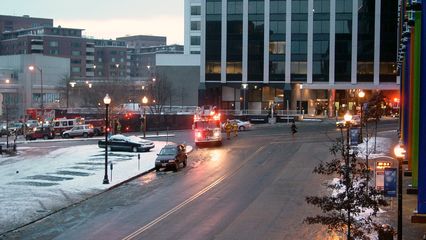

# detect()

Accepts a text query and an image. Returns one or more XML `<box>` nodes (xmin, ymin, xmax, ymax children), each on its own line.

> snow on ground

<box><xmin>326</xmin><ymin>136</ymin><xmax>394</xmax><ymax>240</ymax></box>
<box><xmin>356</xmin><ymin>136</ymin><xmax>393</xmax><ymax>159</ymax></box>
<box><xmin>0</xmin><ymin>140</ymin><xmax>191</xmax><ymax>233</ymax></box>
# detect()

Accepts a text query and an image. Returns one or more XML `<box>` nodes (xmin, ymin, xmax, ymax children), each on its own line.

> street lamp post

<box><xmin>358</xmin><ymin>90</ymin><xmax>365</xmax><ymax>143</ymax></box>
<box><xmin>28</xmin><ymin>65</ymin><xmax>43</xmax><ymax>129</ymax></box>
<box><xmin>242</xmin><ymin>84</ymin><xmax>248</xmax><ymax>114</ymax></box>
<box><xmin>394</xmin><ymin>143</ymin><xmax>406</xmax><ymax>240</ymax></box>
<box><xmin>142</xmin><ymin>96</ymin><xmax>148</xmax><ymax>138</ymax></box>
<box><xmin>299</xmin><ymin>84</ymin><xmax>303</xmax><ymax>115</ymax></box>
<box><xmin>343</xmin><ymin>112</ymin><xmax>353</xmax><ymax>240</ymax></box>
<box><xmin>103</xmin><ymin>94</ymin><xmax>111</xmax><ymax>184</ymax></box>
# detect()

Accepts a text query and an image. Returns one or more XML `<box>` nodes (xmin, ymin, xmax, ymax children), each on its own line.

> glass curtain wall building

<box><xmin>199</xmin><ymin>0</ymin><xmax>398</xmax><ymax>116</ymax></box>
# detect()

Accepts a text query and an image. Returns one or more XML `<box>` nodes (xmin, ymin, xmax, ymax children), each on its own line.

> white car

<box><xmin>222</xmin><ymin>119</ymin><xmax>253</xmax><ymax>131</ymax></box>
<box><xmin>62</xmin><ymin>124</ymin><xmax>94</xmax><ymax>138</ymax></box>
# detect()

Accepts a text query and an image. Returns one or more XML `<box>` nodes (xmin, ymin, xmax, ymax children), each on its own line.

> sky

<box><xmin>0</xmin><ymin>0</ymin><xmax>184</xmax><ymax>45</ymax></box>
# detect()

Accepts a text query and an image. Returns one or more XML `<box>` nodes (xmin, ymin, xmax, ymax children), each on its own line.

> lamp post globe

<box><xmin>394</xmin><ymin>143</ymin><xmax>405</xmax><ymax>240</ymax></box>
<box><xmin>344</xmin><ymin>112</ymin><xmax>353</xmax><ymax>122</ymax></box>
<box><xmin>103</xmin><ymin>94</ymin><xmax>111</xmax><ymax>184</ymax></box>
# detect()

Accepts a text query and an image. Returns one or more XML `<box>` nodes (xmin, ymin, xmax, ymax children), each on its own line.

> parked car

<box><xmin>8</xmin><ymin>122</ymin><xmax>24</xmax><ymax>135</ymax></box>
<box><xmin>25</xmin><ymin>127</ymin><xmax>55</xmax><ymax>140</ymax></box>
<box><xmin>222</xmin><ymin>119</ymin><xmax>252</xmax><ymax>131</ymax></box>
<box><xmin>155</xmin><ymin>144</ymin><xmax>187</xmax><ymax>172</ymax></box>
<box><xmin>0</xmin><ymin>124</ymin><xmax>10</xmax><ymax>137</ymax></box>
<box><xmin>98</xmin><ymin>134</ymin><xmax>155</xmax><ymax>152</ymax></box>
<box><xmin>26</xmin><ymin>120</ymin><xmax>39</xmax><ymax>128</ymax></box>
<box><xmin>336</xmin><ymin>115</ymin><xmax>361</xmax><ymax>128</ymax></box>
<box><xmin>62</xmin><ymin>124</ymin><xmax>94</xmax><ymax>138</ymax></box>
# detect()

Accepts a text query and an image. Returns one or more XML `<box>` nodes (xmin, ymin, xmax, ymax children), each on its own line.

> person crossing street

<box><xmin>291</xmin><ymin>120</ymin><xmax>297</xmax><ymax>136</ymax></box>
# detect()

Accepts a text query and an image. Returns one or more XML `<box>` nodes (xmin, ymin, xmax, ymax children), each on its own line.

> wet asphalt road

<box><xmin>2</xmin><ymin>120</ymin><xmax>404</xmax><ymax>240</ymax></box>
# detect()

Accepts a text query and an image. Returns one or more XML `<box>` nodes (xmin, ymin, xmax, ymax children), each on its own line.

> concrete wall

<box><xmin>156</xmin><ymin>54</ymin><xmax>200</xmax><ymax>107</ymax></box>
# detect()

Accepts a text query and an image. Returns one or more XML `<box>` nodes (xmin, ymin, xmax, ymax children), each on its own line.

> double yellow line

<box><xmin>122</xmin><ymin>145</ymin><xmax>266</xmax><ymax>240</ymax></box>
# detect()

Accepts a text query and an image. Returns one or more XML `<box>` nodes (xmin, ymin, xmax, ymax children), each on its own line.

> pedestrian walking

<box><xmin>291</xmin><ymin>120</ymin><xmax>297</xmax><ymax>136</ymax></box>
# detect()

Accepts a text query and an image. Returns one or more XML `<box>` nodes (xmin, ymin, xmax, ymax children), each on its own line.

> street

<box><xmin>1</xmin><ymin>119</ymin><xmax>405</xmax><ymax>239</ymax></box>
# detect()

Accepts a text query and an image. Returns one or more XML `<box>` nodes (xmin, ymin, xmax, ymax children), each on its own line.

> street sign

<box><xmin>350</xmin><ymin>128</ymin><xmax>360</xmax><ymax>145</ymax></box>
<box><xmin>384</xmin><ymin>168</ymin><xmax>397</xmax><ymax>197</ymax></box>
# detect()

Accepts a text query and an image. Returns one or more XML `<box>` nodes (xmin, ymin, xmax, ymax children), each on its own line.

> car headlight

<box><xmin>213</xmin><ymin>131</ymin><xmax>220</xmax><ymax>138</ymax></box>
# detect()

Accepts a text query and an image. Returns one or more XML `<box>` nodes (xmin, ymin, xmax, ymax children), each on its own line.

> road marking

<box><xmin>122</xmin><ymin>145</ymin><xmax>266</xmax><ymax>240</ymax></box>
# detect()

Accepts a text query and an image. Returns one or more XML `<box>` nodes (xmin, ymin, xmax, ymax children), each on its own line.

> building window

<box><xmin>191</xmin><ymin>6</ymin><xmax>201</xmax><ymax>15</ymax></box>
<box><xmin>206</xmin><ymin>62</ymin><xmax>221</xmax><ymax>74</ymax></box>
<box><xmin>191</xmin><ymin>36</ymin><xmax>201</xmax><ymax>45</ymax></box>
<box><xmin>291</xmin><ymin>41</ymin><xmax>307</xmax><ymax>54</ymax></box>
<box><xmin>49</xmin><ymin>41</ymin><xmax>58</xmax><ymax>47</ymax></box>
<box><xmin>291</xmin><ymin>62</ymin><xmax>307</xmax><ymax>74</ymax></box>
<box><xmin>270</xmin><ymin>0</ymin><xmax>286</xmax><ymax>14</ymax></box>
<box><xmin>71</xmin><ymin>50</ymin><xmax>81</xmax><ymax>56</ymax></box>
<box><xmin>271</xmin><ymin>61</ymin><xmax>285</xmax><ymax>74</ymax></box>
<box><xmin>49</xmin><ymin>49</ymin><xmax>59</xmax><ymax>55</ymax></box>
<box><xmin>191</xmin><ymin>51</ymin><xmax>200</xmax><ymax>54</ymax></box>
<box><xmin>191</xmin><ymin>21</ymin><xmax>201</xmax><ymax>31</ymax></box>
<box><xmin>71</xmin><ymin>42</ymin><xmax>81</xmax><ymax>48</ymax></box>
<box><xmin>270</xmin><ymin>21</ymin><xmax>286</xmax><ymax>34</ymax></box>
<box><xmin>71</xmin><ymin>59</ymin><xmax>81</xmax><ymax>64</ymax></box>
<box><xmin>72</xmin><ymin>67</ymin><xmax>81</xmax><ymax>73</ymax></box>
<box><xmin>226</xmin><ymin>62</ymin><xmax>242</xmax><ymax>74</ymax></box>
<box><xmin>269</xmin><ymin>41</ymin><xmax>286</xmax><ymax>54</ymax></box>
<box><xmin>98</xmin><ymin>58</ymin><xmax>102</xmax><ymax>62</ymax></box>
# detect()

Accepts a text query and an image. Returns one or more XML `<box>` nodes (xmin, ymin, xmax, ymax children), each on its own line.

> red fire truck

<box><xmin>193</xmin><ymin>106</ymin><xmax>222</xmax><ymax>146</ymax></box>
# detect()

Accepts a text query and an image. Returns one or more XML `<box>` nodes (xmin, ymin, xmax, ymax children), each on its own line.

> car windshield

<box><xmin>159</xmin><ymin>147</ymin><xmax>177</xmax><ymax>155</ymax></box>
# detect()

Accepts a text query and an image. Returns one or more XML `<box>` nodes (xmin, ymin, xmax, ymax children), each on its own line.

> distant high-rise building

<box><xmin>196</xmin><ymin>0</ymin><xmax>399</xmax><ymax>116</ymax></box>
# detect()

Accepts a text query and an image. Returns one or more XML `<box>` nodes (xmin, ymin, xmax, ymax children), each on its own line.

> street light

<box><xmin>343</xmin><ymin>111</ymin><xmax>353</xmax><ymax>239</ymax></box>
<box><xmin>242</xmin><ymin>83</ymin><xmax>248</xmax><ymax>114</ymax></box>
<box><xmin>103</xmin><ymin>94</ymin><xmax>111</xmax><ymax>184</ymax></box>
<box><xmin>142</xmin><ymin>96</ymin><xmax>148</xmax><ymax>138</ymax></box>
<box><xmin>358</xmin><ymin>90</ymin><xmax>365</xmax><ymax>143</ymax></box>
<box><xmin>299</xmin><ymin>84</ymin><xmax>304</xmax><ymax>115</ymax></box>
<box><xmin>28</xmin><ymin>65</ymin><xmax>44</xmax><ymax>128</ymax></box>
<box><xmin>394</xmin><ymin>143</ymin><xmax>406</xmax><ymax>240</ymax></box>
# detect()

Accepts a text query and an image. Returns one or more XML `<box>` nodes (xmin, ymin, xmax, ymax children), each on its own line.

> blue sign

<box><xmin>350</xmin><ymin>128</ymin><xmax>360</xmax><ymax>146</ymax></box>
<box><xmin>384</xmin><ymin>168</ymin><xmax>397</xmax><ymax>197</ymax></box>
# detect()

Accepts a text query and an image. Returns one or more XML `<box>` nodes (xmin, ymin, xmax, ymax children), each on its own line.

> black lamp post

<box><xmin>103</xmin><ymin>94</ymin><xmax>111</xmax><ymax>184</ymax></box>
<box><xmin>28</xmin><ymin>65</ymin><xmax>43</xmax><ymax>130</ymax></box>
<box><xmin>242</xmin><ymin>83</ymin><xmax>248</xmax><ymax>114</ymax></box>
<box><xmin>358</xmin><ymin>90</ymin><xmax>365</xmax><ymax>143</ymax></box>
<box><xmin>343</xmin><ymin>112</ymin><xmax>353</xmax><ymax>240</ymax></box>
<box><xmin>142</xmin><ymin>96</ymin><xmax>148</xmax><ymax>138</ymax></box>
<box><xmin>394</xmin><ymin>143</ymin><xmax>406</xmax><ymax>240</ymax></box>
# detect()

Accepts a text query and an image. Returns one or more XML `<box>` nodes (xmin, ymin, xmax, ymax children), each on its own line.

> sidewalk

<box><xmin>0</xmin><ymin>139</ymin><xmax>192</xmax><ymax>234</ymax></box>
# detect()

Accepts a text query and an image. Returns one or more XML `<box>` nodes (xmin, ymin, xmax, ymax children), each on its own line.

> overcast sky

<box><xmin>1</xmin><ymin>0</ymin><xmax>184</xmax><ymax>44</ymax></box>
